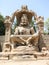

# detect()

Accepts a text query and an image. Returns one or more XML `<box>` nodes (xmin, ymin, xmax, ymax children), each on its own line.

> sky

<box><xmin>0</xmin><ymin>0</ymin><xmax>49</xmax><ymax>21</ymax></box>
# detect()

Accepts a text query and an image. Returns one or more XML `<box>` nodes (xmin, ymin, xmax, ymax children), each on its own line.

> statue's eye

<box><xmin>22</xmin><ymin>32</ymin><xmax>23</xmax><ymax>35</ymax></box>
<box><xmin>18</xmin><ymin>30</ymin><xmax>20</xmax><ymax>34</ymax></box>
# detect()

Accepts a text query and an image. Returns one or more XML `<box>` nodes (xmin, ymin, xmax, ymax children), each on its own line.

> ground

<box><xmin>0</xmin><ymin>60</ymin><xmax>49</xmax><ymax>65</ymax></box>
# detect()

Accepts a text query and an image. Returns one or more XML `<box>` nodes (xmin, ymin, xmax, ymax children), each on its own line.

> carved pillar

<box><xmin>36</xmin><ymin>16</ymin><xmax>44</xmax><ymax>34</ymax></box>
<box><xmin>3</xmin><ymin>16</ymin><xmax>12</xmax><ymax>52</ymax></box>
<box><xmin>37</xmin><ymin>22</ymin><xmax>44</xmax><ymax>34</ymax></box>
<box><xmin>5</xmin><ymin>22</ymin><xmax>11</xmax><ymax>42</ymax></box>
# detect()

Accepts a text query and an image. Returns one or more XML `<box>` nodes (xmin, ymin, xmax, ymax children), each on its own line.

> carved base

<box><xmin>12</xmin><ymin>46</ymin><xmax>39</xmax><ymax>54</ymax></box>
<box><xmin>0</xmin><ymin>46</ymin><xmax>49</xmax><ymax>60</ymax></box>
<box><xmin>11</xmin><ymin>55</ymin><xmax>36</xmax><ymax>60</ymax></box>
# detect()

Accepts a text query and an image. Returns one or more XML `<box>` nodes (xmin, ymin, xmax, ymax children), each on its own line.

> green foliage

<box><xmin>30</xmin><ymin>20</ymin><xmax>34</xmax><ymax>26</ymax></box>
<box><xmin>30</xmin><ymin>20</ymin><xmax>36</xmax><ymax>32</ymax></box>
<box><xmin>0</xmin><ymin>14</ymin><xmax>5</xmax><ymax>35</ymax></box>
<box><xmin>0</xmin><ymin>14</ymin><xmax>4</xmax><ymax>21</ymax></box>
<box><xmin>44</xmin><ymin>30</ymin><xmax>48</xmax><ymax>35</ymax></box>
<box><xmin>44</xmin><ymin>18</ymin><xmax>49</xmax><ymax>34</ymax></box>
<box><xmin>11</xmin><ymin>20</ymin><xmax>17</xmax><ymax>34</ymax></box>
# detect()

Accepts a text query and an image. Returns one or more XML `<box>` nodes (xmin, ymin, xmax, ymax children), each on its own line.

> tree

<box><xmin>11</xmin><ymin>20</ymin><xmax>17</xmax><ymax>34</ymax></box>
<box><xmin>30</xmin><ymin>20</ymin><xmax>38</xmax><ymax>32</ymax></box>
<box><xmin>0</xmin><ymin>14</ymin><xmax>5</xmax><ymax>35</ymax></box>
<box><xmin>44</xmin><ymin>18</ymin><xmax>49</xmax><ymax>34</ymax></box>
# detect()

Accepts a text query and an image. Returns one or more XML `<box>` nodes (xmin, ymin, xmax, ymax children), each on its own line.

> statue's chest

<box><xmin>18</xmin><ymin>27</ymin><xmax>30</xmax><ymax>35</ymax></box>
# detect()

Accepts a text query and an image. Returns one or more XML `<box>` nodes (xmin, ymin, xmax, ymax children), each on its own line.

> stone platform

<box><xmin>0</xmin><ymin>45</ymin><xmax>49</xmax><ymax>60</ymax></box>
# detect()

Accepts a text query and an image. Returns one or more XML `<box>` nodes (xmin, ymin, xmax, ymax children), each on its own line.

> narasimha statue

<box><xmin>3</xmin><ymin>5</ymin><xmax>49</xmax><ymax>59</ymax></box>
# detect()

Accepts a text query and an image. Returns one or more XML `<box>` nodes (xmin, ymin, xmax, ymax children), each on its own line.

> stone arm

<box><xmin>30</xmin><ymin>27</ymin><xmax>35</xmax><ymax>34</ymax></box>
<box><xmin>14</xmin><ymin>27</ymin><xmax>26</xmax><ymax>44</ymax></box>
<box><xmin>26</xmin><ymin>27</ymin><xmax>35</xmax><ymax>43</ymax></box>
<box><xmin>14</xmin><ymin>28</ymin><xmax>18</xmax><ymax>35</ymax></box>
<box><xmin>26</xmin><ymin>31</ymin><xmax>39</xmax><ymax>45</ymax></box>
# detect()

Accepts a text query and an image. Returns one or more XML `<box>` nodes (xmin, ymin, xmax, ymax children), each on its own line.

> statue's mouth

<box><xmin>20</xmin><ymin>23</ymin><xmax>27</xmax><ymax>26</ymax></box>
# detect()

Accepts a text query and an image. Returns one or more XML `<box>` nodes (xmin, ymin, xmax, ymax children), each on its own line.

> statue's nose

<box><xmin>22</xmin><ymin>21</ymin><xmax>25</xmax><ymax>23</ymax></box>
<box><xmin>40</xmin><ymin>19</ymin><xmax>42</xmax><ymax>21</ymax></box>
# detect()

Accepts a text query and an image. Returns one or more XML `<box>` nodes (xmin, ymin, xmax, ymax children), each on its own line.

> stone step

<box><xmin>37</xmin><ymin>56</ymin><xmax>49</xmax><ymax>60</ymax></box>
<box><xmin>11</xmin><ymin>55</ymin><xmax>36</xmax><ymax>61</ymax></box>
<box><xmin>0</xmin><ymin>56</ymin><xmax>8</xmax><ymax>60</ymax></box>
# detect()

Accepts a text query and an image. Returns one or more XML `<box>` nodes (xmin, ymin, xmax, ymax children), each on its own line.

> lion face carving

<box><xmin>35</xmin><ymin>16</ymin><xmax>44</xmax><ymax>24</ymax></box>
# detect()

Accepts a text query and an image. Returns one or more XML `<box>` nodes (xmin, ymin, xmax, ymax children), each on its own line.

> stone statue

<box><xmin>10</xmin><ymin>14</ymin><xmax>39</xmax><ymax>50</ymax></box>
<box><xmin>10</xmin><ymin>5</ymin><xmax>48</xmax><ymax>55</ymax></box>
<box><xmin>2</xmin><ymin>5</ymin><xmax>49</xmax><ymax>60</ymax></box>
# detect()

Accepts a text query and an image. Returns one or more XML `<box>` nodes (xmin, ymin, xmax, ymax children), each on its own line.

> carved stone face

<box><xmin>36</xmin><ymin>16</ymin><xmax>44</xmax><ymax>23</ymax></box>
<box><xmin>20</xmin><ymin>14</ymin><xmax>29</xmax><ymax>26</ymax></box>
<box><xmin>21</xmin><ymin>5</ymin><xmax>28</xmax><ymax>11</ymax></box>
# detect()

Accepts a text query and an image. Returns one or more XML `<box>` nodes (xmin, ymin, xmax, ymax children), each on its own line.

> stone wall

<box><xmin>42</xmin><ymin>35</ymin><xmax>49</xmax><ymax>50</ymax></box>
<box><xmin>0</xmin><ymin>36</ymin><xmax>5</xmax><ymax>46</ymax></box>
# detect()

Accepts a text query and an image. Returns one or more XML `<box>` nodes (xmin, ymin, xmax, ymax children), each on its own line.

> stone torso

<box><xmin>14</xmin><ymin>26</ymin><xmax>34</xmax><ymax>35</ymax></box>
<box><xmin>17</xmin><ymin>27</ymin><xmax>30</xmax><ymax>35</ymax></box>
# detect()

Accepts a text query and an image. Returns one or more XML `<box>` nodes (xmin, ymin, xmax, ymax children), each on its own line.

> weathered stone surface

<box><xmin>0</xmin><ymin>56</ymin><xmax>8</xmax><ymax>60</ymax></box>
<box><xmin>0</xmin><ymin>5</ymin><xmax>49</xmax><ymax>60</ymax></box>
